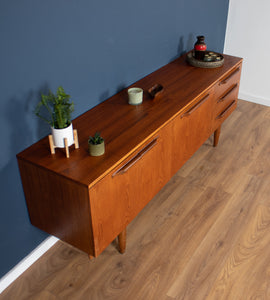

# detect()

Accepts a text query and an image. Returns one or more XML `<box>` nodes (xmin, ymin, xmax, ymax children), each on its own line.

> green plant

<box><xmin>88</xmin><ymin>132</ymin><xmax>104</xmax><ymax>145</ymax></box>
<box><xmin>35</xmin><ymin>86</ymin><xmax>74</xmax><ymax>129</ymax></box>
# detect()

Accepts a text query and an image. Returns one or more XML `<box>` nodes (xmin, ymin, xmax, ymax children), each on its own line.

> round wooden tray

<box><xmin>186</xmin><ymin>51</ymin><xmax>224</xmax><ymax>68</ymax></box>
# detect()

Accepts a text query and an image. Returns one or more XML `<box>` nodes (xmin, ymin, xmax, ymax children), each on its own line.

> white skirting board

<box><xmin>0</xmin><ymin>236</ymin><xmax>58</xmax><ymax>294</ymax></box>
<box><xmin>239</xmin><ymin>92</ymin><xmax>270</xmax><ymax>107</ymax></box>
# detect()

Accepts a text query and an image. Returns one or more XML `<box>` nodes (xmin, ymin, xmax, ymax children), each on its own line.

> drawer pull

<box><xmin>181</xmin><ymin>94</ymin><xmax>209</xmax><ymax>118</ymax></box>
<box><xmin>216</xmin><ymin>100</ymin><xmax>236</xmax><ymax>120</ymax></box>
<box><xmin>218</xmin><ymin>83</ymin><xmax>238</xmax><ymax>103</ymax></box>
<box><xmin>112</xmin><ymin>138</ymin><xmax>158</xmax><ymax>177</ymax></box>
<box><xmin>219</xmin><ymin>67</ymin><xmax>240</xmax><ymax>85</ymax></box>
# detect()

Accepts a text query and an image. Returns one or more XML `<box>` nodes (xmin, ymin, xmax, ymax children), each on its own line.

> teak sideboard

<box><xmin>17</xmin><ymin>53</ymin><xmax>243</xmax><ymax>258</ymax></box>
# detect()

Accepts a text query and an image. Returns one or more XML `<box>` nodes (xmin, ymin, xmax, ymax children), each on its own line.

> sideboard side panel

<box><xmin>17</xmin><ymin>158</ymin><xmax>94</xmax><ymax>255</ymax></box>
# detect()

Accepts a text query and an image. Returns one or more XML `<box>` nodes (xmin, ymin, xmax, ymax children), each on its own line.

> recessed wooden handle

<box><xmin>218</xmin><ymin>84</ymin><xmax>238</xmax><ymax>103</ymax></box>
<box><xmin>216</xmin><ymin>100</ymin><xmax>236</xmax><ymax>120</ymax></box>
<box><xmin>112</xmin><ymin>138</ymin><xmax>158</xmax><ymax>177</ymax></box>
<box><xmin>219</xmin><ymin>67</ymin><xmax>240</xmax><ymax>85</ymax></box>
<box><xmin>181</xmin><ymin>94</ymin><xmax>209</xmax><ymax>118</ymax></box>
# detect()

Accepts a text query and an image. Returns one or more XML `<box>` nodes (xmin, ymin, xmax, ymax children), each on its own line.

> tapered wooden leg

<box><xmin>88</xmin><ymin>255</ymin><xmax>94</xmax><ymax>260</ymax></box>
<box><xmin>48</xmin><ymin>135</ymin><xmax>55</xmax><ymax>154</ymax></box>
<box><xmin>64</xmin><ymin>138</ymin><xmax>70</xmax><ymax>158</ymax></box>
<box><xmin>214</xmin><ymin>126</ymin><xmax>221</xmax><ymax>147</ymax></box>
<box><xmin>73</xmin><ymin>129</ymin><xmax>79</xmax><ymax>149</ymax></box>
<box><xmin>118</xmin><ymin>228</ymin><xmax>126</xmax><ymax>254</ymax></box>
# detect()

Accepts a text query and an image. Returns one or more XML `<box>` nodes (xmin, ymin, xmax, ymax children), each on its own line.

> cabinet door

<box><xmin>170</xmin><ymin>91</ymin><xmax>214</xmax><ymax>175</ymax></box>
<box><xmin>89</xmin><ymin>127</ymin><xmax>172</xmax><ymax>256</ymax></box>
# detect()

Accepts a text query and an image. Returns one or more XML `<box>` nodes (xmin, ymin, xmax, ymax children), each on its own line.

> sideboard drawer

<box><xmin>213</xmin><ymin>99</ymin><xmax>237</xmax><ymax>130</ymax></box>
<box><xmin>215</xmin><ymin>83</ymin><xmax>239</xmax><ymax>116</ymax></box>
<box><xmin>212</xmin><ymin>63</ymin><xmax>242</xmax><ymax>132</ymax></box>
<box><xmin>216</xmin><ymin>65</ymin><xmax>241</xmax><ymax>98</ymax></box>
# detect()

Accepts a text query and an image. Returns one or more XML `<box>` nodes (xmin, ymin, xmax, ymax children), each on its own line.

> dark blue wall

<box><xmin>0</xmin><ymin>0</ymin><xmax>229</xmax><ymax>278</ymax></box>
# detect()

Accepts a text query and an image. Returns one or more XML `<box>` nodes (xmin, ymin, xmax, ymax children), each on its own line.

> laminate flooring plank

<box><xmin>27</xmin><ymin>290</ymin><xmax>58</xmax><ymax>300</ymax></box>
<box><xmin>206</xmin><ymin>204</ymin><xmax>270</xmax><ymax>300</ymax></box>
<box><xmin>123</xmin><ymin>186</ymin><xmax>231</xmax><ymax>300</ymax></box>
<box><xmin>257</xmin><ymin>173</ymin><xmax>270</xmax><ymax>207</ymax></box>
<box><xmin>202</xmin><ymin>103</ymin><xmax>267</xmax><ymax>194</ymax></box>
<box><xmin>0</xmin><ymin>242</ymin><xmax>81</xmax><ymax>300</ymax></box>
<box><xmin>166</xmin><ymin>174</ymin><xmax>259</xmax><ymax>300</ymax></box>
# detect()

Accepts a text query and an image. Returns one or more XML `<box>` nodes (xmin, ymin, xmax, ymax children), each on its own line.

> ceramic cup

<box><xmin>128</xmin><ymin>87</ymin><xmax>143</xmax><ymax>105</ymax></box>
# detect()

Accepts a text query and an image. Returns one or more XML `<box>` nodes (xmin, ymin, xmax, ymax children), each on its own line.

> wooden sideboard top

<box><xmin>17</xmin><ymin>53</ymin><xmax>242</xmax><ymax>188</ymax></box>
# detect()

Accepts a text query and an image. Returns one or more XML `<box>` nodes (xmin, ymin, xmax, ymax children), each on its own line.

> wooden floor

<box><xmin>1</xmin><ymin>99</ymin><xmax>270</xmax><ymax>300</ymax></box>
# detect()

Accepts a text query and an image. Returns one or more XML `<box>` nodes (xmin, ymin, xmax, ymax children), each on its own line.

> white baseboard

<box><xmin>239</xmin><ymin>92</ymin><xmax>270</xmax><ymax>107</ymax></box>
<box><xmin>0</xmin><ymin>236</ymin><xmax>58</xmax><ymax>294</ymax></box>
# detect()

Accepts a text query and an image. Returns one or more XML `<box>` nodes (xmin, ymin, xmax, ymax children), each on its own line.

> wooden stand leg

<box><xmin>88</xmin><ymin>255</ymin><xmax>94</xmax><ymax>260</ymax></box>
<box><xmin>118</xmin><ymin>228</ymin><xmax>126</xmax><ymax>254</ymax></box>
<box><xmin>48</xmin><ymin>135</ymin><xmax>55</xmax><ymax>154</ymax></box>
<box><xmin>73</xmin><ymin>129</ymin><xmax>79</xmax><ymax>149</ymax></box>
<box><xmin>64</xmin><ymin>138</ymin><xmax>70</xmax><ymax>158</ymax></box>
<box><xmin>214</xmin><ymin>126</ymin><xmax>221</xmax><ymax>147</ymax></box>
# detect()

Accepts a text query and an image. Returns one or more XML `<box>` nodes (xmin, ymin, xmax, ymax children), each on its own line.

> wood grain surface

<box><xmin>4</xmin><ymin>99</ymin><xmax>270</xmax><ymax>299</ymax></box>
<box><xmin>17</xmin><ymin>54</ymin><xmax>242</xmax><ymax>188</ymax></box>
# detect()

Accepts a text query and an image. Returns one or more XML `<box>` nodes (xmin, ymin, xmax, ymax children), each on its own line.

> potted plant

<box><xmin>88</xmin><ymin>132</ymin><xmax>105</xmax><ymax>156</ymax></box>
<box><xmin>35</xmin><ymin>86</ymin><xmax>75</xmax><ymax>148</ymax></box>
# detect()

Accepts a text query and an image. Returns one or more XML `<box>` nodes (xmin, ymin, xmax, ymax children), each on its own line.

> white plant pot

<box><xmin>51</xmin><ymin>123</ymin><xmax>74</xmax><ymax>148</ymax></box>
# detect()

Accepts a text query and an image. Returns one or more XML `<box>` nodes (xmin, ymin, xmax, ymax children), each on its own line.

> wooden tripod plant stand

<box><xmin>48</xmin><ymin>129</ymin><xmax>79</xmax><ymax>158</ymax></box>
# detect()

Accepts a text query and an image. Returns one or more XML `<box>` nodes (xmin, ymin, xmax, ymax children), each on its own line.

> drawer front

<box><xmin>215</xmin><ymin>82</ymin><xmax>239</xmax><ymax>116</ymax></box>
<box><xmin>213</xmin><ymin>62</ymin><xmax>242</xmax><ymax>131</ymax></box>
<box><xmin>216</xmin><ymin>64</ymin><xmax>242</xmax><ymax>99</ymax></box>
<box><xmin>213</xmin><ymin>99</ymin><xmax>237</xmax><ymax>130</ymax></box>
<box><xmin>89</xmin><ymin>127</ymin><xmax>172</xmax><ymax>256</ymax></box>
